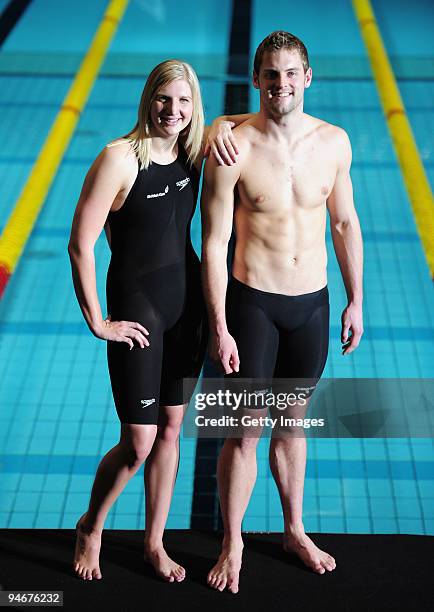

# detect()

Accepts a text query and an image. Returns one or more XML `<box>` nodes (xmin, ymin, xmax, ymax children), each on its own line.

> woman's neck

<box><xmin>150</xmin><ymin>134</ymin><xmax>178</xmax><ymax>163</ymax></box>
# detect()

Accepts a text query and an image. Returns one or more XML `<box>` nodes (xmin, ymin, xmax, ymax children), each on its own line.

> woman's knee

<box><xmin>157</xmin><ymin>421</ymin><xmax>182</xmax><ymax>444</ymax></box>
<box><xmin>157</xmin><ymin>406</ymin><xmax>185</xmax><ymax>443</ymax></box>
<box><xmin>119</xmin><ymin>424</ymin><xmax>156</xmax><ymax>466</ymax></box>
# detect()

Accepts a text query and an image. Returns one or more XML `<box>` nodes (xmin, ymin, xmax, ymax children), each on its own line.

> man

<box><xmin>201</xmin><ymin>31</ymin><xmax>364</xmax><ymax>594</ymax></box>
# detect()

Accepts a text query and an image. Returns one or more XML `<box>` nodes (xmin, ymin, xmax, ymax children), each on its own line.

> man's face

<box><xmin>253</xmin><ymin>49</ymin><xmax>312</xmax><ymax>117</ymax></box>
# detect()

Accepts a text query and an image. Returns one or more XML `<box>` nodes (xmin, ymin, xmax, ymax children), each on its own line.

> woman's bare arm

<box><xmin>194</xmin><ymin>113</ymin><xmax>253</xmax><ymax>170</ymax></box>
<box><xmin>68</xmin><ymin>144</ymin><xmax>149</xmax><ymax>348</ymax></box>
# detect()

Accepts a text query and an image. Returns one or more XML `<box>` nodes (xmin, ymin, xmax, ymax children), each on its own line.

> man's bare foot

<box><xmin>144</xmin><ymin>542</ymin><xmax>186</xmax><ymax>583</ymax></box>
<box><xmin>207</xmin><ymin>539</ymin><xmax>243</xmax><ymax>594</ymax></box>
<box><xmin>283</xmin><ymin>527</ymin><xmax>336</xmax><ymax>574</ymax></box>
<box><xmin>73</xmin><ymin>513</ymin><xmax>102</xmax><ymax>580</ymax></box>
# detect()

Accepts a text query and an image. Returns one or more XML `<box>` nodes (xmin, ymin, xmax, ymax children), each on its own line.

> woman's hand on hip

<box><xmin>95</xmin><ymin>315</ymin><xmax>150</xmax><ymax>349</ymax></box>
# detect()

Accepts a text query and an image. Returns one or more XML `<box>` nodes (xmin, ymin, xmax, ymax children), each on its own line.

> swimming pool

<box><xmin>0</xmin><ymin>0</ymin><xmax>432</xmax><ymax>535</ymax></box>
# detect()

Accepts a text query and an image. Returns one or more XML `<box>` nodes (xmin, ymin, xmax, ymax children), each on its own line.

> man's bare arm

<box><xmin>201</xmin><ymin>155</ymin><xmax>240</xmax><ymax>372</ymax></box>
<box><xmin>327</xmin><ymin>129</ymin><xmax>364</xmax><ymax>354</ymax></box>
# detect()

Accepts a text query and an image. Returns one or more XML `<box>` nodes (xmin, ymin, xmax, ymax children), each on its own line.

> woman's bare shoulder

<box><xmin>82</xmin><ymin>139</ymin><xmax>137</xmax><ymax>191</ymax></box>
<box><xmin>104</xmin><ymin>137</ymin><xmax>136</xmax><ymax>162</ymax></box>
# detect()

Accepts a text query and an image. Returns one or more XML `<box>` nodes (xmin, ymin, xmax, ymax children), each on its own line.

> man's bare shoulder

<box><xmin>203</xmin><ymin>119</ymin><xmax>258</xmax><ymax>176</ymax></box>
<box><xmin>307</xmin><ymin>116</ymin><xmax>351</xmax><ymax>149</ymax></box>
<box><xmin>233</xmin><ymin>116</ymin><xmax>263</xmax><ymax>145</ymax></box>
<box><xmin>230</xmin><ymin>117</ymin><xmax>264</xmax><ymax>165</ymax></box>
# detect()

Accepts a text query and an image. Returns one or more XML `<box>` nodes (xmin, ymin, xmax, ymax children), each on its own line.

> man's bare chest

<box><xmin>238</xmin><ymin>145</ymin><xmax>337</xmax><ymax>212</ymax></box>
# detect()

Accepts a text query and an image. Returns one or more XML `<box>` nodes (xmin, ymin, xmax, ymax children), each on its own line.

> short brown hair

<box><xmin>254</xmin><ymin>31</ymin><xmax>309</xmax><ymax>75</ymax></box>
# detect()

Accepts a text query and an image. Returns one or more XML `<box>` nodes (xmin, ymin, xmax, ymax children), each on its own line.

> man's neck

<box><xmin>256</xmin><ymin>105</ymin><xmax>306</xmax><ymax>144</ymax></box>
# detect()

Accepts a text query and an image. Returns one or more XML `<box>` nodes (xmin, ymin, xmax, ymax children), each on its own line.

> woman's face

<box><xmin>150</xmin><ymin>78</ymin><xmax>193</xmax><ymax>137</ymax></box>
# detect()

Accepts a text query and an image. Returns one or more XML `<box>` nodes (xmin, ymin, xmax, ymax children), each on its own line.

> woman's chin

<box><xmin>155</xmin><ymin>123</ymin><xmax>185</xmax><ymax>137</ymax></box>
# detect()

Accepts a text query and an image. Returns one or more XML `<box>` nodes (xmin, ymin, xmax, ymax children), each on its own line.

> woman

<box><xmin>68</xmin><ymin>59</ymin><xmax>245</xmax><ymax>582</ymax></box>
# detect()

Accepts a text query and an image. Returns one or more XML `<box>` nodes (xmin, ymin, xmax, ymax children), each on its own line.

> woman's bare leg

<box><xmin>144</xmin><ymin>404</ymin><xmax>186</xmax><ymax>582</ymax></box>
<box><xmin>74</xmin><ymin>423</ymin><xmax>157</xmax><ymax>580</ymax></box>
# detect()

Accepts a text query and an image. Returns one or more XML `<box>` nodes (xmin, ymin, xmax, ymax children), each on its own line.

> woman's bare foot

<box><xmin>207</xmin><ymin>538</ymin><xmax>244</xmax><ymax>594</ymax></box>
<box><xmin>283</xmin><ymin>526</ymin><xmax>336</xmax><ymax>574</ymax></box>
<box><xmin>144</xmin><ymin>542</ymin><xmax>186</xmax><ymax>582</ymax></box>
<box><xmin>73</xmin><ymin>513</ymin><xmax>102</xmax><ymax>580</ymax></box>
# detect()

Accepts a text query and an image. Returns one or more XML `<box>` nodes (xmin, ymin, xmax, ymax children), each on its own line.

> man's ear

<box><xmin>304</xmin><ymin>67</ymin><xmax>313</xmax><ymax>89</ymax></box>
<box><xmin>252</xmin><ymin>72</ymin><xmax>260</xmax><ymax>90</ymax></box>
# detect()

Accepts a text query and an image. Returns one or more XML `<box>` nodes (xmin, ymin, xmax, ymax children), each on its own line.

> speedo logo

<box><xmin>253</xmin><ymin>388</ymin><xmax>272</xmax><ymax>395</ymax></box>
<box><xmin>147</xmin><ymin>185</ymin><xmax>169</xmax><ymax>199</ymax></box>
<box><xmin>176</xmin><ymin>177</ymin><xmax>190</xmax><ymax>191</ymax></box>
<box><xmin>140</xmin><ymin>398</ymin><xmax>156</xmax><ymax>408</ymax></box>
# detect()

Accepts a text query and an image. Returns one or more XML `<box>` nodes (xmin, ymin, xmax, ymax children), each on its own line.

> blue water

<box><xmin>0</xmin><ymin>0</ymin><xmax>433</xmax><ymax>534</ymax></box>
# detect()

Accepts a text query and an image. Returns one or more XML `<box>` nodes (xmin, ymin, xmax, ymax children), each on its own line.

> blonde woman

<box><xmin>68</xmin><ymin>59</ymin><xmax>246</xmax><ymax>582</ymax></box>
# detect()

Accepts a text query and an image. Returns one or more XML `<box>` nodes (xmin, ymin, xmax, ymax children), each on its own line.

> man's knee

<box><xmin>227</xmin><ymin>436</ymin><xmax>259</xmax><ymax>455</ymax></box>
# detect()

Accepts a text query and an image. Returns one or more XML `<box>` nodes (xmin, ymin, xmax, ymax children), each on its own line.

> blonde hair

<box><xmin>123</xmin><ymin>59</ymin><xmax>204</xmax><ymax>170</ymax></box>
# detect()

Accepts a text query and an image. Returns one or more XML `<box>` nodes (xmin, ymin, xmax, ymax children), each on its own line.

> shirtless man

<box><xmin>201</xmin><ymin>31</ymin><xmax>364</xmax><ymax>594</ymax></box>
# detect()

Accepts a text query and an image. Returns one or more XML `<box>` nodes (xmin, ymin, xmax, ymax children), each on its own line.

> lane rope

<box><xmin>0</xmin><ymin>0</ymin><xmax>130</xmax><ymax>297</ymax></box>
<box><xmin>352</xmin><ymin>0</ymin><xmax>434</xmax><ymax>279</ymax></box>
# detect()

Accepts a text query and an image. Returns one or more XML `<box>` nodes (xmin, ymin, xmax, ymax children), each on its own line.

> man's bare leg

<box><xmin>144</xmin><ymin>405</ymin><xmax>186</xmax><ymax>583</ymax></box>
<box><xmin>74</xmin><ymin>423</ymin><xmax>157</xmax><ymax>580</ymax></box>
<box><xmin>269</xmin><ymin>419</ymin><xmax>336</xmax><ymax>574</ymax></box>
<box><xmin>208</xmin><ymin>434</ymin><xmax>260</xmax><ymax>594</ymax></box>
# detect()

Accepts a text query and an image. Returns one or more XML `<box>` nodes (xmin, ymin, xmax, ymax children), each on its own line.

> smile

<box><xmin>268</xmin><ymin>91</ymin><xmax>293</xmax><ymax>99</ymax></box>
<box><xmin>159</xmin><ymin>117</ymin><xmax>182</xmax><ymax>125</ymax></box>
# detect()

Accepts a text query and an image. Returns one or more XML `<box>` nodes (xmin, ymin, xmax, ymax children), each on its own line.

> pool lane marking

<box><xmin>0</xmin><ymin>0</ymin><xmax>130</xmax><ymax>298</ymax></box>
<box><xmin>352</xmin><ymin>0</ymin><xmax>434</xmax><ymax>279</ymax></box>
<box><xmin>0</xmin><ymin>0</ymin><xmax>32</xmax><ymax>47</ymax></box>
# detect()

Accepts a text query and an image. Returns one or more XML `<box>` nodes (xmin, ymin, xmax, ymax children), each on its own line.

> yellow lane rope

<box><xmin>0</xmin><ymin>0</ymin><xmax>130</xmax><ymax>296</ymax></box>
<box><xmin>352</xmin><ymin>0</ymin><xmax>434</xmax><ymax>279</ymax></box>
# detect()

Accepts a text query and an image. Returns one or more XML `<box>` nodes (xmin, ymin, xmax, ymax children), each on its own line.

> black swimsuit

<box><xmin>106</xmin><ymin>146</ymin><xmax>208</xmax><ymax>424</ymax></box>
<box><xmin>225</xmin><ymin>277</ymin><xmax>329</xmax><ymax>399</ymax></box>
